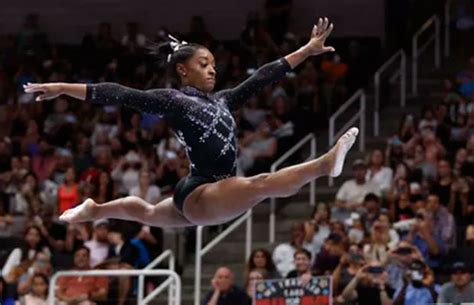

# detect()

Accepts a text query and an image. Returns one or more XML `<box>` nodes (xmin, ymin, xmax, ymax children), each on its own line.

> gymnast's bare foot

<box><xmin>59</xmin><ymin>198</ymin><xmax>99</xmax><ymax>223</ymax></box>
<box><xmin>328</xmin><ymin>127</ymin><xmax>359</xmax><ymax>177</ymax></box>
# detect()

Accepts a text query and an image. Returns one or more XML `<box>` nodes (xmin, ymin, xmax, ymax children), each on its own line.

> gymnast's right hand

<box><xmin>23</xmin><ymin>82</ymin><xmax>63</xmax><ymax>101</ymax></box>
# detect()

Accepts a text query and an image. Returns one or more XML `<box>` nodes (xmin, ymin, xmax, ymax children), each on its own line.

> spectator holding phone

<box><xmin>392</xmin><ymin>259</ymin><xmax>437</xmax><ymax>305</ymax></box>
<box><xmin>340</xmin><ymin>262</ymin><xmax>393</xmax><ymax>305</ymax></box>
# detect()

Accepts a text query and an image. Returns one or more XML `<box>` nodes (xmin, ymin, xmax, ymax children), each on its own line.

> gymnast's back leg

<box><xmin>59</xmin><ymin>196</ymin><xmax>194</xmax><ymax>227</ymax></box>
<box><xmin>183</xmin><ymin>127</ymin><xmax>359</xmax><ymax>226</ymax></box>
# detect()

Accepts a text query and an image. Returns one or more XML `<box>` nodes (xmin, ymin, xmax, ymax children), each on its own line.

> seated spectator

<box><xmin>346</xmin><ymin>213</ymin><xmax>366</xmax><ymax>245</ymax></box>
<box><xmin>129</xmin><ymin>169</ymin><xmax>161</xmax><ymax>203</ymax></box>
<box><xmin>390</xmin><ymin>192</ymin><xmax>415</xmax><ymax>222</ymax></box>
<box><xmin>17</xmin><ymin>273</ymin><xmax>49</xmax><ymax>305</ymax></box>
<box><xmin>56</xmin><ymin>247</ymin><xmax>108</xmax><ymax>305</ymax></box>
<box><xmin>313</xmin><ymin>233</ymin><xmax>346</xmax><ymax>275</ymax></box>
<box><xmin>65</xmin><ymin>222</ymin><xmax>90</xmax><ymax>254</ymax></box>
<box><xmin>332</xmin><ymin>249</ymin><xmax>365</xmax><ymax>295</ymax></box>
<box><xmin>245</xmin><ymin>248</ymin><xmax>278</xmax><ymax>280</ymax></box>
<box><xmin>425</xmin><ymin>193</ymin><xmax>456</xmax><ymax>249</ymax></box>
<box><xmin>245</xmin><ymin>269</ymin><xmax>264</xmax><ymax>301</ymax></box>
<box><xmin>405</xmin><ymin>209</ymin><xmax>446</xmax><ymax>270</ymax></box>
<box><xmin>377</xmin><ymin>213</ymin><xmax>400</xmax><ymax>250</ymax></box>
<box><xmin>363</xmin><ymin>220</ymin><xmax>391</xmax><ymax>264</ymax></box>
<box><xmin>304</xmin><ymin>202</ymin><xmax>331</xmax><ymax>260</ymax></box>
<box><xmin>334</xmin><ymin>159</ymin><xmax>381</xmax><ymax>221</ymax></box>
<box><xmin>392</xmin><ymin>259</ymin><xmax>437</xmax><ymax>305</ymax></box>
<box><xmin>84</xmin><ymin>220</ymin><xmax>109</xmax><ymax>268</ymax></box>
<box><xmin>57</xmin><ymin>167</ymin><xmax>80</xmax><ymax>214</ymax></box>
<box><xmin>340</xmin><ymin>262</ymin><xmax>393</xmax><ymax>305</ymax></box>
<box><xmin>107</xmin><ymin>221</ymin><xmax>139</xmax><ymax>267</ymax></box>
<box><xmin>366</xmin><ymin>149</ymin><xmax>393</xmax><ymax>194</ymax></box>
<box><xmin>34</xmin><ymin>204</ymin><xmax>67</xmax><ymax>253</ymax></box>
<box><xmin>362</xmin><ymin>193</ymin><xmax>381</xmax><ymax>229</ymax></box>
<box><xmin>111</xmin><ymin>151</ymin><xmax>142</xmax><ymax>196</ymax></box>
<box><xmin>272</xmin><ymin>222</ymin><xmax>307</xmax><ymax>277</ymax></box>
<box><xmin>238</xmin><ymin>121</ymin><xmax>278</xmax><ymax>175</ymax></box>
<box><xmin>385</xmin><ymin>242</ymin><xmax>424</xmax><ymax>291</ymax></box>
<box><xmin>418</xmin><ymin>106</ymin><xmax>437</xmax><ymax>132</ymax></box>
<box><xmin>16</xmin><ymin>252</ymin><xmax>52</xmax><ymax>296</ymax></box>
<box><xmin>2</xmin><ymin>226</ymin><xmax>50</xmax><ymax>284</ymax></box>
<box><xmin>286</xmin><ymin>249</ymin><xmax>315</xmax><ymax>287</ymax></box>
<box><xmin>203</xmin><ymin>267</ymin><xmax>251</xmax><ymax>305</ymax></box>
<box><xmin>120</xmin><ymin>22</ymin><xmax>147</xmax><ymax>54</ymax></box>
<box><xmin>438</xmin><ymin>261</ymin><xmax>474</xmax><ymax>303</ymax></box>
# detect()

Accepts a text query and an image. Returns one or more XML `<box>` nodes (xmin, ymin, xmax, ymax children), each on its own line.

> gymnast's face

<box><xmin>177</xmin><ymin>48</ymin><xmax>216</xmax><ymax>93</ymax></box>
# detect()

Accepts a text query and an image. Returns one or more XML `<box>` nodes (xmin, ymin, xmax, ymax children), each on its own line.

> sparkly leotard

<box><xmin>86</xmin><ymin>58</ymin><xmax>292</xmax><ymax>213</ymax></box>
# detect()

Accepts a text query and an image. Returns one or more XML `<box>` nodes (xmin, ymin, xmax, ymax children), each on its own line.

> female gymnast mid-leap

<box><xmin>24</xmin><ymin>17</ymin><xmax>359</xmax><ymax>228</ymax></box>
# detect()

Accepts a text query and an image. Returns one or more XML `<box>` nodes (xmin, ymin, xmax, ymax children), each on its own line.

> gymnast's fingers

<box><xmin>317</xmin><ymin>18</ymin><xmax>323</xmax><ymax>36</ymax></box>
<box><xmin>322</xmin><ymin>23</ymin><xmax>334</xmax><ymax>40</ymax></box>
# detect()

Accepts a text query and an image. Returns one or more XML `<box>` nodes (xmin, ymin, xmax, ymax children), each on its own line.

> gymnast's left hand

<box><xmin>304</xmin><ymin>17</ymin><xmax>335</xmax><ymax>56</ymax></box>
<box><xmin>23</xmin><ymin>82</ymin><xmax>64</xmax><ymax>101</ymax></box>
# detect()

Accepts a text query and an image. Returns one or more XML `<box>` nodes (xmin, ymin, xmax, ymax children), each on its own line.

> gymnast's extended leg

<box><xmin>59</xmin><ymin>197</ymin><xmax>194</xmax><ymax>227</ymax></box>
<box><xmin>182</xmin><ymin>127</ymin><xmax>359</xmax><ymax>225</ymax></box>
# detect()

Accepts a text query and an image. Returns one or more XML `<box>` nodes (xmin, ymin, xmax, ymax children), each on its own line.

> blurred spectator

<box><xmin>65</xmin><ymin>222</ymin><xmax>91</xmax><ymax>254</ymax></box>
<box><xmin>438</xmin><ymin>261</ymin><xmax>474</xmax><ymax>303</ymax></box>
<box><xmin>304</xmin><ymin>202</ymin><xmax>331</xmax><ymax>260</ymax></box>
<box><xmin>332</xmin><ymin>250</ymin><xmax>365</xmax><ymax>295</ymax></box>
<box><xmin>245</xmin><ymin>269</ymin><xmax>264</xmax><ymax>302</ymax></box>
<box><xmin>17</xmin><ymin>273</ymin><xmax>49</xmax><ymax>305</ymax></box>
<box><xmin>16</xmin><ymin>254</ymin><xmax>52</xmax><ymax>297</ymax></box>
<box><xmin>418</xmin><ymin>106</ymin><xmax>437</xmax><ymax>131</ymax></box>
<box><xmin>14</xmin><ymin>172</ymin><xmax>44</xmax><ymax>218</ymax></box>
<box><xmin>56</xmin><ymin>247</ymin><xmax>108</xmax><ymax>305</ymax></box>
<box><xmin>203</xmin><ymin>267</ymin><xmax>251</xmax><ymax>305</ymax></box>
<box><xmin>111</xmin><ymin>151</ymin><xmax>143</xmax><ymax>195</ymax></box>
<box><xmin>272</xmin><ymin>222</ymin><xmax>306</xmax><ymax>277</ymax></box>
<box><xmin>340</xmin><ymin>262</ymin><xmax>393</xmax><ymax>305</ymax></box>
<box><xmin>405</xmin><ymin>209</ymin><xmax>446</xmax><ymax>270</ymax></box>
<box><xmin>32</xmin><ymin>204</ymin><xmax>67</xmax><ymax>254</ymax></box>
<box><xmin>2</xmin><ymin>226</ymin><xmax>50</xmax><ymax>284</ymax></box>
<box><xmin>312</xmin><ymin>233</ymin><xmax>346</xmax><ymax>276</ymax></box>
<box><xmin>84</xmin><ymin>220</ymin><xmax>109</xmax><ymax>268</ymax></box>
<box><xmin>94</xmin><ymin>171</ymin><xmax>115</xmax><ymax>203</ymax></box>
<box><xmin>57</xmin><ymin>167</ymin><xmax>80</xmax><ymax>214</ymax></box>
<box><xmin>129</xmin><ymin>169</ymin><xmax>160</xmax><ymax>203</ymax></box>
<box><xmin>366</xmin><ymin>149</ymin><xmax>393</xmax><ymax>194</ymax></box>
<box><xmin>245</xmin><ymin>248</ymin><xmax>278</xmax><ymax>280</ymax></box>
<box><xmin>385</xmin><ymin>242</ymin><xmax>423</xmax><ymax>291</ymax></box>
<box><xmin>363</xmin><ymin>220</ymin><xmax>391</xmax><ymax>264</ymax></box>
<box><xmin>120</xmin><ymin>22</ymin><xmax>147</xmax><ymax>55</ymax></box>
<box><xmin>334</xmin><ymin>159</ymin><xmax>381</xmax><ymax>220</ymax></box>
<box><xmin>106</xmin><ymin>221</ymin><xmax>139</xmax><ymax>267</ymax></box>
<box><xmin>392</xmin><ymin>259</ymin><xmax>437</xmax><ymax>305</ymax></box>
<box><xmin>286</xmin><ymin>249</ymin><xmax>314</xmax><ymax>286</ymax></box>
<box><xmin>362</xmin><ymin>193</ymin><xmax>382</xmax><ymax>229</ymax></box>
<box><xmin>425</xmin><ymin>193</ymin><xmax>456</xmax><ymax>249</ymax></box>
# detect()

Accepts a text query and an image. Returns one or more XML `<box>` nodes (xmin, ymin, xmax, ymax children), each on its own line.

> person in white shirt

<box><xmin>366</xmin><ymin>149</ymin><xmax>393</xmax><ymax>194</ymax></box>
<box><xmin>272</xmin><ymin>222</ymin><xmax>309</xmax><ymax>277</ymax></box>
<box><xmin>333</xmin><ymin>159</ymin><xmax>381</xmax><ymax>221</ymax></box>
<box><xmin>129</xmin><ymin>170</ymin><xmax>161</xmax><ymax>203</ymax></box>
<box><xmin>84</xmin><ymin>219</ymin><xmax>110</xmax><ymax>268</ymax></box>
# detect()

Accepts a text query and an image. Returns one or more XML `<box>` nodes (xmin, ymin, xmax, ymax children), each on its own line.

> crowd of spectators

<box><xmin>0</xmin><ymin>0</ymin><xmax>473</xmax><ymax>304</ymax></box>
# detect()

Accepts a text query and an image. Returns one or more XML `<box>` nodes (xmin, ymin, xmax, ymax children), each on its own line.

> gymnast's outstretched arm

<box><xmin>218</xmin><ymin>17</ymin><xmax>335</xmax><ymax>110</ymax></box>
<box><xmin>23</xmin><ymin>82</ymin><xmax>184</xmax><ymax>116</ymax></box>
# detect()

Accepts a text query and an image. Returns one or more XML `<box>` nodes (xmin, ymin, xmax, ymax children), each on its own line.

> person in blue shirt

<box><xmin>392</xmin><ymin>260</ymin><xmax>437</xmax><ymax>305</ymax></box>
<box><xmin>405</xmin><ymin>209</ymin><xmax>446</xmax><ymax>270</ymax></box>
<box><xmin>24</xmin><ymin>17</ymin><xmax>359</xmax><ymax>229</ymax></box>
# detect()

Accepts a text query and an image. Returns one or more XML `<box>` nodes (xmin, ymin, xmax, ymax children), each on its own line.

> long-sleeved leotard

<box><xmin>87</xmin><ymin>58</ymin><xmax>292</xmax><ymax>183</ymax></box>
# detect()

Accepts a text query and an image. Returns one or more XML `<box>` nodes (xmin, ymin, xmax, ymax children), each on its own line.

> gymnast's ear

<box><xmin>176</xmin><ymin>63</ymin><xmax>187</xmax><ymax>77</ymax></box>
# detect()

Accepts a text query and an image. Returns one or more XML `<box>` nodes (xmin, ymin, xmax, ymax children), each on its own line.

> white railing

<box><xmin>195</xmin><ymin>209</ymin><xmax>252</xmax><ymax>305</ymax></box>
<box><xmin>445</xmin><ymin>0</ymin><xmax>452</xmax><ymax>57</ymax></box>
<box><xmin>48</xmin><ymin>269</ymin><xmax>181</xmax><ymax>305</ymax></box>
<box><xmin>374</xmin><ymin>50</ymin><xmax>407</xmax><ymax>136</ymax></box>
<box><xmin>269</xmin><ymin>133</ymin><xmax>316</xmax><ymax>244</ymax></box>
<box><xmin>412</xmin><ymin>15</ymin><xmax>441</xmax><ymax>96</ymax></box>
<box><xmin>138</xmin><ymin>249</ymin><xmax>175</xmax><ymax>305</ymax></box>
<box><xmin>328</xmin><ymin>89</ymin><xmax>366</xmax><ymax>187</ymax></box>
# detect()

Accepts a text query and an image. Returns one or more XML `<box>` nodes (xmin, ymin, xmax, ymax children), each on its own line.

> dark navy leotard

<box><xmin>86</xmin><ymin>57</ymin><xmax>292</xmax><ymax>213</ymax></box>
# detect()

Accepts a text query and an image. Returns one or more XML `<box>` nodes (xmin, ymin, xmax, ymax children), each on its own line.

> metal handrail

<box><xmin>194</xmin><ymin>209</ymin><xmax>252</xmax><ymax>305</ymax></box>
<box><xmin>445</xmin><ymin>0</ymin><xmax>452</xmax><ymax>57</ymax></box>
<box><xmin>374</xmin><ymin>50</ymin><xmax>407</xmax><ymax>136</ymax></box>
<box><xmin>138</xmin><ymin>249</ymin><xmax>175</xmax><ymax>305</ymax></box>
<box><xmin>48</xmin><ymin>269</ymin><xmax>181</xmax><ymax>305</ymax></box>
<box><xmin>412</xmin><ymin>15</ymin><xmax>441</xmax><ymax>95</ymax></box>
<box><xmin>328</xmin><ymin>89</ymin><xmax>366</xmax><ymax>187</ymax></box>
<box><xmin>269</xmin><ymin>133</ymin><xmax>316</xmax><ymax>243</ymax></box>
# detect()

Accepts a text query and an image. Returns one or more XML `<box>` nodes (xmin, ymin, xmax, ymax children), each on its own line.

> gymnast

<box><xmin>24</xmin><ymin>17</ymin><xmax>359</xmax><ymax>228</ymax></box>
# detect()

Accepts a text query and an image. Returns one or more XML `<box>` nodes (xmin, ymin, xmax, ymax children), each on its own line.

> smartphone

<box><xmin>366</xmin><ymin>266</ymin><xmax>385</xmax><ymax>274</ymax></box>
<box><xmin>394</xmin><ymin>247</ymin><xmax>413</xmax><ymax>255</ymax></box>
